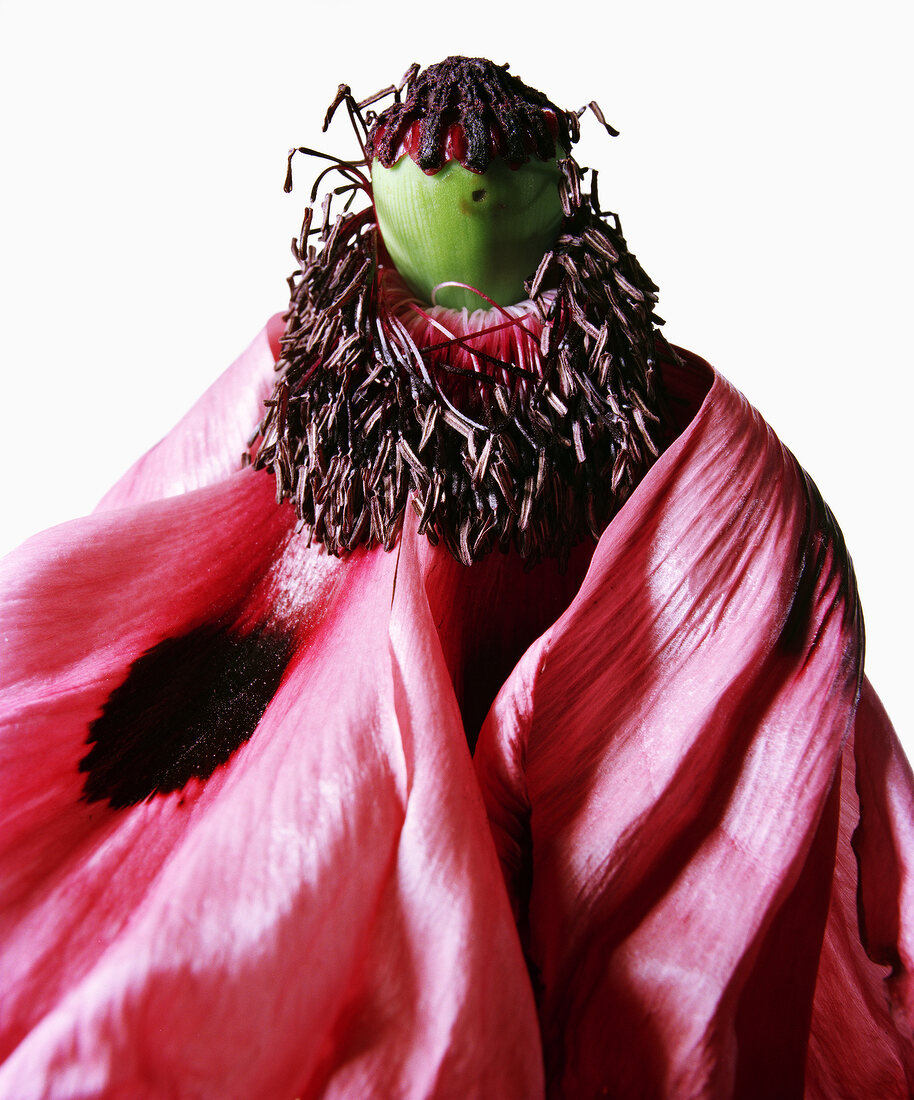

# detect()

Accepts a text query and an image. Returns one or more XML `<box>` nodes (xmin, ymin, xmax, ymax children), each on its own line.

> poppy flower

<box><xmin>1</xmin><ymin>56</ymin><xmax>912</xmax><ymax>1099</ymax></box>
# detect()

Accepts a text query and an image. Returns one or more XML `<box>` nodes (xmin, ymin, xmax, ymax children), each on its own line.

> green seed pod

<box><xmin>372</xmin><ymin>154</ymin><xmax>563</xmax><ymax>311</ymax></box>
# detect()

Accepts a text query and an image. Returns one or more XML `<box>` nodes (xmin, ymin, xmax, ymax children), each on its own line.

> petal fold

<box><xmin>3</xmin><ymin>328</ymin><xmax>912</xmax><ymax>1099</ymax></box>
<box><xmin>1</xmin><ymin>477</ymin><xmax>541</xmax><ymax>1098</ymax></box>
<box><xmin>475</xmin><ymin>350</ymin><xmax>909</xmax><ymax>1097</ymax></box>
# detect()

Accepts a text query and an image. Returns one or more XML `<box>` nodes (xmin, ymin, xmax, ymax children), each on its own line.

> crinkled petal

<box><xmin>804</xmin><ymin>681</ymin><xmax>914</xmax><ymax>1098</ymax></box>
<box><xmin>852</xmin><ymin>680</ymin><xmax>914</xmax><ymax>1027</ymax></box>
<box><xmin>4</xmin><ymin>315</ymin><xmax>912</xmax><ymax>1100</ymax></box>
<box><xmin>0</xmin><ymin>468</ymin><xmax>294</xmax><ymax>908</ymax></box>
<box><xmin>0</xmin><ymin>473</ymin><xmax>541</xmax><ymax>1097</ymax></box>
<box><xmin>475</xmin><ymin>350</ymin><xmax>890</xmax><ymax>1097</ymax></box>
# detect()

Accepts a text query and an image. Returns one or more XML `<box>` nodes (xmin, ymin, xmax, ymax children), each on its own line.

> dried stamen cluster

<box><xmin>252</xmin><ymin>145</ymin><xmax>671</xmax><ymax>567</ymax></box>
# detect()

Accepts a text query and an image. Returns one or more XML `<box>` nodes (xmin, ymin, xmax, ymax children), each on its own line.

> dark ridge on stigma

<box><xmin>80</xmin><ymin>623</ymin><xmax>293</xmax><ymax>809</ymax></box>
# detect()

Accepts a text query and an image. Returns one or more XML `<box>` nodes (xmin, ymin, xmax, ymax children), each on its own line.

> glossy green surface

<box><xmin>372</xmin><ymin>155</ymin><xmax>563</xmax><ymax>311</ymax></box>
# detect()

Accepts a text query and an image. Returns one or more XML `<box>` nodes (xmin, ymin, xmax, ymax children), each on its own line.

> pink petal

<box><xmin>96</xmin><ymin>315</ymin><xmax>284</xmax><ymax>511</ymax></box>
<box><xmin>0</xmin><ymin>468</ymin><xmax>294</xmax><ymax>907</ymax></box>
<box><xmin>4</xmin><ymin>316</ymin><xmax>912</xmax><ymax>1099</ymax></box>
<box><xmin>853</xmin><ymin>680</ymin><xmax>914</xmax><ymax>1036</ymax></box>
<box><xmin>804</xmin><ymin>681</ymin><xmax>914</xmax><ymax>1098</ymax></box>
<box><xmin>0</xmin><ymin>480</ymin><xmax>541</xmax><ymax>1096</ymax></box>
<box><xmin>475</xmin><ymin>349</ymin><xmax>899</xmax><ymax>1097</ymax></box>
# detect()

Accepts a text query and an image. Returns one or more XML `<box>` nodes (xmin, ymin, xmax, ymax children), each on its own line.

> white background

<box><xmin>1</xmin><ymin>1</ymin><xmax>911</xmax><ymax>752</ymax></box>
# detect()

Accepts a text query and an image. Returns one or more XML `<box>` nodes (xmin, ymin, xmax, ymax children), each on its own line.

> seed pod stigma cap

<box><xmin>365</xmin><ymin>56</ymin><xmax>579</xmax><ymax>176</ymax></box>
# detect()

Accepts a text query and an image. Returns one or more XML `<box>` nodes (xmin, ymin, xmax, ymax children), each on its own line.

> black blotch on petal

<box><xmin>80</xmin><ymin>623</ymin><xmax>293</xmax><ymax>809</ymax></box>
